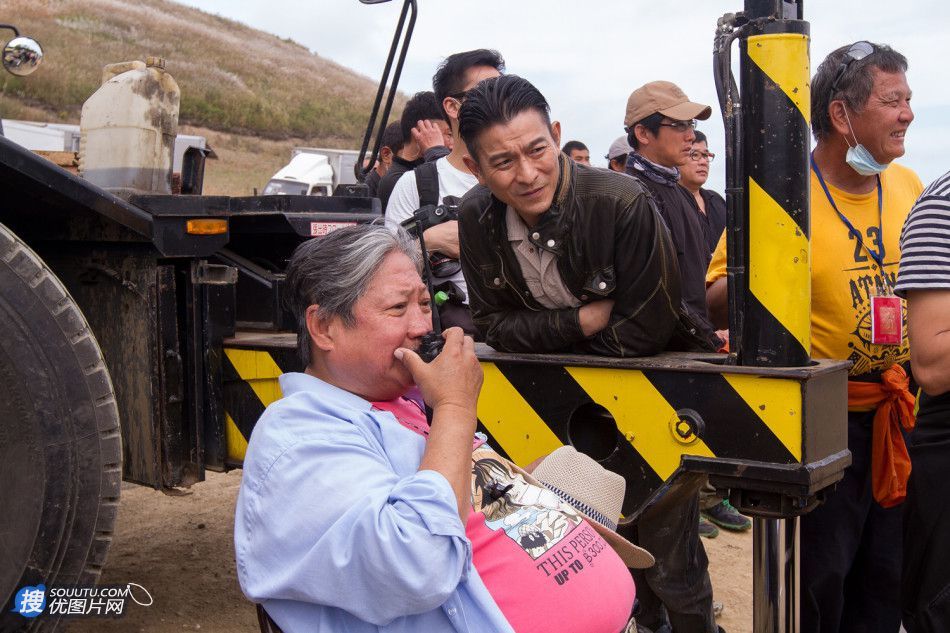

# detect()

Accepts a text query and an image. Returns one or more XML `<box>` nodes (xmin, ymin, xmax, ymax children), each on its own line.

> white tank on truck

<box><xmin>79</xmin><ymin>57</ymin><xmax>180</xmax><ymax>194</ymax></box>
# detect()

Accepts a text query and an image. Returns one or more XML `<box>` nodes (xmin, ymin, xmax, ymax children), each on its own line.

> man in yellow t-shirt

<box><xmin>706</xmin><ymin>43</ymin><xmax>921</xmax><ymax>633</ymax></box>
<box><xmin>707</xmin><ymin>163</ymin><xmax>921</xmax><ymax>372</ymax></box>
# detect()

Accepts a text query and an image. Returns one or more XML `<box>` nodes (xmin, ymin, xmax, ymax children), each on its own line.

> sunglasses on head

<box><xmin>830</xmin><ymin>41</ymin><xmax>875</xmax><ymax>97</ymax></box>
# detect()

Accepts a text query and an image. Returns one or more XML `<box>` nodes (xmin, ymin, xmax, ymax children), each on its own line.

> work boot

<box><xmin>702</xmin><ymin>500</ymin><xmax>751</xmax><ymax>532</ymax></box>
<box><xmin>699</xmin><ymin>515</ymin><xmax>719</xmax><ymax>538</ymax></box>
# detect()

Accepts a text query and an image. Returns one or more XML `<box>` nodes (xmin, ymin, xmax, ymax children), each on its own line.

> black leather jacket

<box><xmin>459</xmin><ymin>154</ymin><xmax>711</xmax><ymax>356</ymax></box>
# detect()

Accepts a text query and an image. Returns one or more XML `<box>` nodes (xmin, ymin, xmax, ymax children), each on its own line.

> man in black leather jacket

<box><xmin>457</xmin><ymin>76</ymin><xmax>713</xmax><ymax>357</ymax></box>
<box><xmin>456</xmin><ymin>75</ymin><xmax>720</xmax><ymax>633</ymax></box>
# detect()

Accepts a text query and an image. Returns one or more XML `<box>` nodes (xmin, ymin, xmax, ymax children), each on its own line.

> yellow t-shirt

<box><xmin>707</xmin><ymin>162</ymin><xmax>923</xmax><ymax>376</ymax></box>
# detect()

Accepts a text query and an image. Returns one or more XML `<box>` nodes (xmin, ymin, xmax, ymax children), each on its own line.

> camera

<box><xmin>400</xmin><ymin>199</ymin><xmax>462</xmax><ymax>278</ymax></box>
<box><xmin>400</xmin><ymin>200</ymin><xmax>459</xmax><ymax>238</ymax></box>
<box><xmin>417</xmin><ymin>331</ymin><xmax>445</xmax><ymax>363</ymax></box>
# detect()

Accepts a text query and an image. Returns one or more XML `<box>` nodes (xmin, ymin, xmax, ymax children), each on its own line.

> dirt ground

<box><xmin>66</xmin><ymin>470</ymin><xmax>752</xmax><ymax>633</ymax></box>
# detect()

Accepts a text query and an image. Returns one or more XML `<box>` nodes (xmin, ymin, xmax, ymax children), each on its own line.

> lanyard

<box><xmin>810</xmin><ymin>153</ymin><xmax>885</xmax><ymax>269</ymax></box>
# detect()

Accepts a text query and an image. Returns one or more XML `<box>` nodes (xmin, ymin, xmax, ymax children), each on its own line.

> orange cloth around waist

<box><xmin>847</xmin><ymin>364</ymin><xmax>917</xmax><ymax>508</ymax></box>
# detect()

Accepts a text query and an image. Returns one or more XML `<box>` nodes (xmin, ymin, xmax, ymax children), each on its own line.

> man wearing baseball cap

<box><xmin>623</xmin><ymin>81</ymin><xmax>718</xmax><ymax>341</ymax></box>
<box><xmin>618</xmin><ymin>80</ymin><xmax>721</xmax><ymax>633</ymax></box>
<box><xmin>606</xmin><ymin>136</ymin><xmax>633</xmax><ymax>173</ymax></box>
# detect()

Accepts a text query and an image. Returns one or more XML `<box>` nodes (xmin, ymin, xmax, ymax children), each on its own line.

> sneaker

<box><xmin>713</xmin><ymin>601</ymin><xmax>724</xmax><ymax>618</ymax></box>
<box><xmin>699</xmin><ymin>515</ymin><xmax>719</xmax><ymax>538</ymax></box>
<box><xmin>703</xmin><ymin>500</ymin><xmax>752</xmax><ymax>532</ymax></box>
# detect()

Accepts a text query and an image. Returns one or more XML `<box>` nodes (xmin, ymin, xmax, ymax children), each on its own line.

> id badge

<box><xmin>871</xmin><ymin>295</ymin><xmax>902</xmax><ymax>345</ymax></box>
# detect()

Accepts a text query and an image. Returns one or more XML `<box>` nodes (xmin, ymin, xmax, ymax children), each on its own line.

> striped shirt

<box><xmin>895</xmin><ymin>170</ymin><xmax>950</xmax><ymax>297</ymax></box>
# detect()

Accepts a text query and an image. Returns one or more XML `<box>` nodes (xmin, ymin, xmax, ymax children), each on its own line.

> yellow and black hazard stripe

<box><xmin>477</xmin><ymin>358</ymin><xmax>804</xmax><ymax>517</ymax></box>
<box><xmin>221</xmin><ymin>346</ymin><xmax>296</xmax><ymax>463</ymax></box>
<box><xmin>220</xmin><ymin>344</ymin><xmax>828</xmax><ymax>520</ymax></box>
<box><xmin>739</xmin><ymin>26</ymin><xmax>812</xmax><ymax>366</ymax></box>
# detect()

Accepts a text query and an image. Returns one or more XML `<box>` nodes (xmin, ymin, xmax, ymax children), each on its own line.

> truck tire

<box><xmin>0</xmin><ymin>223</ymin><xmax>121</xmax><ymax>632</ymax></box>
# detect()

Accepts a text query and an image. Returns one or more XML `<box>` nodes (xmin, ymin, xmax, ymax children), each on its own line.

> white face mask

<box><xmin>842</xmin><ymin>106</ymin><xmax>888</xmax><ymax>176</ymax></box>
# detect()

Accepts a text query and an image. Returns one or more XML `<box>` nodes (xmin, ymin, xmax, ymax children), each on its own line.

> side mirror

<box><xmin>3</xmin><ymin>36</ymin><xmax>43</xmax><ymax>77</ymax></box>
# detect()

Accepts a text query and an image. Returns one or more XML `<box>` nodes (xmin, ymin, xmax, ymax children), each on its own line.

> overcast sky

<box><xmin>177</xmin><ymin>0</ymin><xmax>950</xmax><ymax>193</ymax></box>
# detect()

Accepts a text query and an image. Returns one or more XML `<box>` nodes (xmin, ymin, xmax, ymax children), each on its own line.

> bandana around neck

<box><xmin>627</xmin><ymin>152</ymin><xmax>680</xmax><ymax>187</ymax></box>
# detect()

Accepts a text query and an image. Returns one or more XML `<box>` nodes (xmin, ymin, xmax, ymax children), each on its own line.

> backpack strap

<box><xmin>414</xmin><ymin>160</ymin><xmax>440</xmax><ymax>207</ymax></box>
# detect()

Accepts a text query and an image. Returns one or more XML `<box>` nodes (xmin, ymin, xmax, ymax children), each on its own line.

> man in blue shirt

<box><xmin>234</xmin><ymin>225</ymin><xmax>510</xmax><ymax>633</ymax></box>
<box><xmin>235</xmin><ymin>223</ymin><xmax>649</xmax><ymax>633</ymax></box>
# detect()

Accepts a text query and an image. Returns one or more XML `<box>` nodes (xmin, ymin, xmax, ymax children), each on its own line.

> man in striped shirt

<box><xmin>895</xmin><ymin>171</ymin><xmax>950</xmax><ymax>633</ymax></box>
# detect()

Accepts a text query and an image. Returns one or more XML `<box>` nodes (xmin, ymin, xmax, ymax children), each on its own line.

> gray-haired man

<box><xmin>234</xmin><ymin>225</ymin><xmax>645</xmax><ymax>633</ymax></box>
<box><xmin>234</xmin><ymin>225</ymin><xmax>498</xmax><ymax>632</ymax></box>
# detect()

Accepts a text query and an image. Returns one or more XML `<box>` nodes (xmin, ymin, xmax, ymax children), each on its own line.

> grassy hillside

<box><xmin>1</xmin><ymin>0</ymin><xmax>399</xmax><ymax>147</ymax></box>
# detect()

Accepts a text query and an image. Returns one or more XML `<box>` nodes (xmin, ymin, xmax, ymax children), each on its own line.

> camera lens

<box><xmin>417</xmin><ymin>332</ymin><xmax>445</xmax><ymax>363</ymax></box>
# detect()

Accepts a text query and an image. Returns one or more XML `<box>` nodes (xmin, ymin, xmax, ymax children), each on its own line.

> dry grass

<box><xmin>2</xmin><ymin>0</ymin><xmax>403</xmax><ymax>145</ymax></box>
<box><xmin>181</xmin><ymin>124</ymin><xmax>302</xmax><ymax>196</ymax></box>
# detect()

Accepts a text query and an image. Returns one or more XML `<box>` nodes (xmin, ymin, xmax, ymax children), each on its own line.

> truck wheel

<box><xmin>0</xmin><ymin>223</ymin><xmax>121</xmax><ymax>631</ymax></box>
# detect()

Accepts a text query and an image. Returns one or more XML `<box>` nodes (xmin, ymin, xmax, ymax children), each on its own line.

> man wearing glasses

<box><xmin>707</xmin><ymin>42</ymin><xmax>922</xmax><ymax>632</ymax></box>
<box><xmin>619</xmin><ymin>81</ymin><xmax>721</xmax><ymax>633</ymax></box>
<box><xmin>623</xmin><ymin>82</ymin><xmax>719</xmax><ymax>344</ymax></box>
<box><xmin>387</xmin><ymin>49</ymin><xmax>504</xmax><ymax>335</ymax></box>
<box><xmin>678</xmin><ymin>130</ymin><xmax>727</xmax><ymax>256</ymax></box>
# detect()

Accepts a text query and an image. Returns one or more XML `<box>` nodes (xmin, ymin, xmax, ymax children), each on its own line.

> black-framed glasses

<box><xmin>658</xmin><ymin>119</ymin><xmax>697</xmax><ymax>132</ymax></box>
<box><xmin>448</xmin><ymin>90</ymin><xmax>469</xmax><ymax>102</ymax></box>
<box><xmin>830</xmin><ymin>41</ymin><xmax>875</xmax><ymax>95</ymax></box>
<box><xmin>689</xmin><ymin>150</ymin><xmax>715</xmax><ymax>163</ymax></box>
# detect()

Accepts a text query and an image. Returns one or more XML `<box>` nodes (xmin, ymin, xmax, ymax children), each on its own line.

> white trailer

<box><xmin>0</xmin><ymin>119</ymin><xmax>213</xmax><ymax>172</ymax></box>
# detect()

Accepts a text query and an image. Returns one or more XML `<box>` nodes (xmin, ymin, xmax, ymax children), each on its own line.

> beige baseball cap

<box><xmin>624</xmin><ymin>81</ymin><xmax>712</xmax><ymax>128</ymax></box>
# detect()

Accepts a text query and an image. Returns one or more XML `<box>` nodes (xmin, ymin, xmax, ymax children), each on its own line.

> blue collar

<box><xmin>278</xmin><ymin>372</ymin><xmax>375</xmax><ymax>412</ymax></box>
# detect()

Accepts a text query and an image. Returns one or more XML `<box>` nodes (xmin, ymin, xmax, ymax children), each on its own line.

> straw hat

<box><xmin>512</xmin><ymin>446</ymin><xmax>654</xmax><ymax>569</ymax></box>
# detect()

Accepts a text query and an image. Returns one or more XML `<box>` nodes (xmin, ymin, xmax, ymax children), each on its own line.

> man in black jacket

<box><xmin>679</xmin><ymin>130</ymin><xmax>727</xmax><ymax>255</ymax></box>
<box><xmin>457</xmin><ymin>75</ymin><xmax>695</xmax><ymax>357</ymax></box>
<box><xmin>457</xmin><ymin>75</ymin><xmax>719</xmax><ymax>633</ymax></box>
<box><xmin>624</xmin><ymin>81</ymin><xmax>719</xmax><ymax>341</ymax></box>
<box><xmin>364</xmin><ymin>122</ymin><xmax>401</xmax><ymax>198</ymax></box>
<box><xmin>620</xmin><ymin>80</ymin><xmax>723</xmax><ymax>633</ymax></box>
<box><xmin>376</xmin><ymin>91</ymin><xmax>452</xmax><ymax>212</ymax></box>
